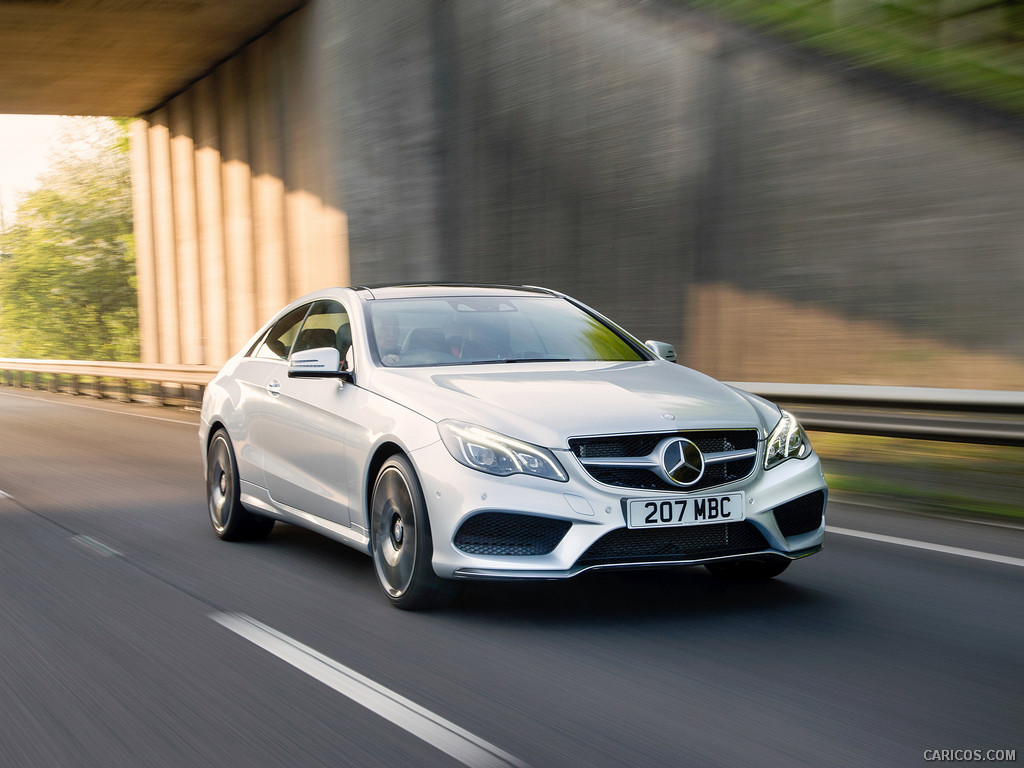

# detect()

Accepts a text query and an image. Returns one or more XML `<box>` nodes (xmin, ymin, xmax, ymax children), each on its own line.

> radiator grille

<box><xmin>453</xmin><ymin>512</ymin><xmax>572</xmax><ymax>556</ymax></box>
<box><xmin>569</xmin><ymin>430</ymin><xmax>759</xmax><ymax>492</ymax></box>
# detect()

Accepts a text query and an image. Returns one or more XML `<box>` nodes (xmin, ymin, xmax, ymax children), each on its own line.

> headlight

<box><xmin>764</xmin><ymin>410</ymin><xmax>812</xmax><ymax>470</ymax></box>
<box><xmin>438</xmin><ymin>420</ymin><xmax>568</xmax><ymax>482</ymax></box>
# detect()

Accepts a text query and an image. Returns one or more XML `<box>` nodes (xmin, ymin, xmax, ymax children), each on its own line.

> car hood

<box><xmin>368</xmin><ymin>361</ymin><xmax>778</xmax><ymax>448</ymax></box>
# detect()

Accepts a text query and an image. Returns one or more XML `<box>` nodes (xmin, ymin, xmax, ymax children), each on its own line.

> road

<box><xmin>0</xmin><ymin>387</ymin><xmax>1021</xmax><ymax>768</ymax></box>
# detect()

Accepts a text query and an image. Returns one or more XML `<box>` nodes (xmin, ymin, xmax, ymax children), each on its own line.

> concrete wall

<box><xmin>131</xmin><ymin>0</ymin><xmax>1024</xmax><ymax>388</ymax></box>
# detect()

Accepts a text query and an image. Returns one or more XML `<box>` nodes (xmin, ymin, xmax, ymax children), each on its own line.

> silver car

<box><xmin>201</xmin><ymin>285</ymin><xmax>826</xmax><ymax>609</ymax></box>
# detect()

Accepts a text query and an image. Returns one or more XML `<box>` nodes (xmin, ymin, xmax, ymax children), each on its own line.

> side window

<box><xmin>252</xmin><ymin>304</ymin><xmax>312</xmax><ymax>360</ymax></box>
<box><xmin>292</xmin><ymin>300</ymin><xmax>353</xmax><ymax>369</ymax></box>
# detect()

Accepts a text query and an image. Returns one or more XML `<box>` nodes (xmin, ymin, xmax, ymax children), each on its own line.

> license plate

<box><xmin>627</xmin><ymin>493</ymin><xmax>745</xmax><ymax>529</ymax></box>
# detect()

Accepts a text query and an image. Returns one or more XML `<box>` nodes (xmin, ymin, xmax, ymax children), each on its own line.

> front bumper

<box><xmin>409</xmin><ymin>439</ymin><xmax>827</xmax><ymax>580</ymax></box>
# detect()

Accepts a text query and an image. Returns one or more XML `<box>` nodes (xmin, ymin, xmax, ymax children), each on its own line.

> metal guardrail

<box><xmin>728</xmin><ymin>382</ymin><xmax>1024</xmax><ymax>413</ymax></box>
<box><xmin>0</xmin><ymin>358</ymin><xmax>217</xmax><ymax>405</ymax></box>
<box><xmin>729</xmin><ymin>382</ymin><xmax>1024</xmax><ymax>447</ymax></box>
<box><xmin>0</xmin><ymin>359</ymin><xmax>1021</xmax><ymax>446</ymax></box>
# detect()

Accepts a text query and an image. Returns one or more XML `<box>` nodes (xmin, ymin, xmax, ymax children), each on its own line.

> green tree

<box><xmin>0</xmin><ymin>117</ymin><xmax>138</xmax><ymax>361</ymax></box>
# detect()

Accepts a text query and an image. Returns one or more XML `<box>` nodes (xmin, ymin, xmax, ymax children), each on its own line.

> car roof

<box><xmin>353</xmin><ymin>284</ymin><xmax>560</xmax><ymax>301</ymax></box>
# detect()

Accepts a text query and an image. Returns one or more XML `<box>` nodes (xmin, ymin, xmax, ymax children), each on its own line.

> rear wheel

<box><xmin>370</xmin><ymin>455</ymin><xmax>453</xmax><ymax>610</ymax></box>
<box><xmin>705</xmin><ymin>558</ymin><xmax>790</xmax><ymax>581</ymax></box>
<box><xmin>207</xmin><ymin>429</ymin><xmax>274</xmax><ymax>541</ymax></box>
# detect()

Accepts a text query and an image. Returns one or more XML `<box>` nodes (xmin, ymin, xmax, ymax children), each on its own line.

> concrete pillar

<box><xmin>169</xmin><ymin>93</ymin><xmax>205</xmax><ymax>365</ymax></box>
<box><xmin>305</xmin><ymin>0</ymin><xmax>349</xmax><ymax>288</ymax></box>
<box><xmin>129</xmin><ymin>118</ymin><xmax>160</xmax><ymax>364</ymax></box>
<box><xmin>148</xmin><ymin>110</ymin><xmax>181</xmax><ymax>365</ymax></box>
<box><xmin>193</xmin><ymin>75</ymin><xmax>231</xmax><ymax>366</ymax></box>
<box><xmin>279</xmin><ymin>16</ymin><xmax>320</xmax><ymax>299</ymax></box>
<box><xmin>219</xmin><ymin>56</ymin><xmax>259</xmax><ymax>352</ymax></box>
<box><xmin>250</xmin><ymin>34</ymin><xmax>291</xmax><ymax>320</ymax></box>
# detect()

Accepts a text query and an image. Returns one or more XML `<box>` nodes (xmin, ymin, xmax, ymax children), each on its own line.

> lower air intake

<box><xmin>774</xmin><ymin>491</ymin><xmax>826</xmax><ymax>538</ymax></box>
<box><xmin>575</xmin><ymin>521</ymin><xmax>768</xmax><ymax>567</ymax></box>
<box><xmin>454</xmin><ymin>512</ymin><xmax>572</xmax><ymax>556</ymax></box>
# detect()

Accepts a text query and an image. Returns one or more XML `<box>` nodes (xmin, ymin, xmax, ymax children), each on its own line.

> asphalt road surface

<box><xmin>1</xmin><ymin>388</ymin><xmax>1021</xmax><ymax>768</ymax></box>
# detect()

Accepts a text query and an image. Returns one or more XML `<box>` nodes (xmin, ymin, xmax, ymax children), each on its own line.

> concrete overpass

<box><xmin>0</xmin><ymin>0</ymin><xmax>332</xmax><ymax>367</ymax></box>
<box><xmin>2</xmin><ymin>0</ymin><xmax>1023</xmax><ymax>390</ymax></box>
<box><xmin>0</xmin><ymin>0</ymin><xmax>304</xmax><ymax>117</ymax></box>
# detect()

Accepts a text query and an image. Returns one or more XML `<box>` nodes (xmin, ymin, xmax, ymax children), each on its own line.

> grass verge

<box><xmin>811</xmin><ymin>431</ymin><xmax>1024</xmax><ymax>523</ymax></box>
<box><xmin>825</xmin><ymin>472</ymin><xmax>1024</xmax><ymax>523</ymax></box>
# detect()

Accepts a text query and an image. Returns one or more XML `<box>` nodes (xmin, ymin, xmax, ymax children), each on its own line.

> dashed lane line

<box><xmin>826</xmin><ymin>525</ymin><xmax>1024</xmax><ymax>569</ymax></box>
<box><xmin>211</xmin><ymin>612</ymin><xmax>529</xmax><ymax>768</ymax></box>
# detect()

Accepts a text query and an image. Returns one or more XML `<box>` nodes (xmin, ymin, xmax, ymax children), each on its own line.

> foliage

<box><xmin>0</xmin><ymin>117</ymin><xmax>138</xmax><ymax>361</ymax></box>
<box><xmin>680</xmin><ymin>0</ymin><xmax>1024</xmax><ymax>118</ymax></box>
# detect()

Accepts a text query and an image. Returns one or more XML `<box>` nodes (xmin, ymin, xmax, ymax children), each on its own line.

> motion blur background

<box><xmin>2</xmin><ymin>0</ymin><xmax>1023</xmax><ymax>388</ymax></box>
<box><xmin>1</xmin><ymin>0</ymin><xmax>1023</xmax><ymax>519</ymax></box>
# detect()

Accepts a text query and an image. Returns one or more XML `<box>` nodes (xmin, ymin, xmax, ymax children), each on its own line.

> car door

<box><xmin>260</xmin><ymin>299</ymin><xmax>357</xmax><ymax>526</ymax></box>
<box><xmin>229</xmin><ymin>302</ymin><xmax>312</xmax><ymax>490</ymax></box>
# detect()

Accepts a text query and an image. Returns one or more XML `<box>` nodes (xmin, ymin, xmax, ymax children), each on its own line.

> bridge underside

<box><xmin>0</xmin><ymin>0</ymin><xmax>303</xmax><ymax>116</ymax></box>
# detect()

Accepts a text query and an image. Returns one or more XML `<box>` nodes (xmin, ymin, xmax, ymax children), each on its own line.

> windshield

<box><xmin>367</xmin><ymin>296</ymin><xmax>647</xmax><ymax>367</ymax></box>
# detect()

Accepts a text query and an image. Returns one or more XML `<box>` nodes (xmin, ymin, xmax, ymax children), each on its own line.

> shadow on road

<box><xmin>260</xmin><ymin>523</ymin><xmax>829</xmax><ymax>624</ymax></box>
<box><xmin>451</xmin><ymin>567</ymin><xmax>828</xmax><ymax>625</ymax></box>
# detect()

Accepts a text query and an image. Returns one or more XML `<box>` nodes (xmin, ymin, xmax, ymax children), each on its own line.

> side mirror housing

<box><xmin>644</xmin><ymin>340</ymin><xmax>677</xmax><ymax>363</ymax></box>
<box><xmin>288</xmin><ymin>347</ymin><xmax>354</xmax><ymax>382</ymax></box>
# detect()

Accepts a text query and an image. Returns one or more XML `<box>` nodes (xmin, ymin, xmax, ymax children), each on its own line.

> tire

<box><xmin>705</xmin><ymin>558</ymin><xmax>791</xmax><ymax>581</ymax></box>
<box><xmin>206</xmin><ymin>429</ymin><xmax>275</xmax><ymax>541</ymax></box>
<box><xmin>370</xmin><ymin>454</ymin><xmax>453</xmax><ymax>610</ymax></box>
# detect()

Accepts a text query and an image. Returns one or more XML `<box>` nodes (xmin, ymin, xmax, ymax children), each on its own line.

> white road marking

<box><xmin>826</xmin><ymin>526</ymin><xmax>1024</xmax><ymax>569</ymax></box>
<box><xmin>71</xmin><ymin>535</ymin><xmax>122</xmax><ymax>557</ymax></box>
<box><xmin>211</xmin><ymin>612</ymin><xmax>529</xmax><ymax>768</ymax></box>
<box><xmin>0</xmin><ymin>489</ymin><xmax>12</xmax><ymax>500</ymax></box>
<box><xmin>0</xmin><ymin>389</ymin><xmax>196</xmax><ymax>425</ymax></box>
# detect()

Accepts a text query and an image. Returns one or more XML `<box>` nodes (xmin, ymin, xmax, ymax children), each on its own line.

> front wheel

<box><xmin>207</xmin><ymin>429</ymin><xmax>274</xmax><ymax>541</ymax></box>
<box><xmin>370</xmin><ymin>455</ymin><xmax>452</xmax><ymax>610</ymax></box>
<box><xmin>705</xmin><ymin>558</ymin><xmax>790</xmax><ymax>581</ymax></box>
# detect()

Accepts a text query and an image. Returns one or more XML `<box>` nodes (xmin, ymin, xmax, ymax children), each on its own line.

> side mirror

<box><xmin>644</xmin><ymin>340</ymin><xmax>677</xmax><ymax>363</ymax></box>
<box><xmin>288</xmin><ymin>347</ymin><xmax>354</xmax><ymax>382</ymax></box>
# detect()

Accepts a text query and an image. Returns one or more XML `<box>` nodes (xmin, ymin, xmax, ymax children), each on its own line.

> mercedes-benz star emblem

<box><xmin>660</xmin><ymin>438</ymin><xmax>705</xmax><ymax>486</ymax></box>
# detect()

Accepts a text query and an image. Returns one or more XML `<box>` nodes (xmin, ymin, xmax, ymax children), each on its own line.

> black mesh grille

<box><xmin>569</xmin><ymin>430</ymin><xmax>759</xmax><ymax>492</ymax></box>
<box><xmin>454</xmin><ymin>513</ymin><xmax>572</xmax><ymax>556</ymax></box>
<box><xmin>571</xmin><ymin>435</ymin><xmax>662</xmax><ymax>459</ymax></box>
<box><xmin>576</xmin><ymin>521</ymin><xmax>769</xmax><ymax>566</ymax></box>
<box><xmin>774</xmin><ymin>491</ymin><xmax>826</xmax><ymax>538</ymax></box>
<box><xmin>569</xmin><ymin>430</ymin><xmax>757</xmax><ymax>458</ymax></box>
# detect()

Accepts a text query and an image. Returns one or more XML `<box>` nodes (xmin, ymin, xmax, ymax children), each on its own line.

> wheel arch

<box><xmin>363</xmin><ymin>441</ymin><xmax>407</xmax><ymax>527</ymax></box>
<box><xmin>202</xmin><ymin>420</ymin><xmax>229</xmax><ymax>480</ymax></box>
<box><xmin>205</xmin><ymin>419</ymin><xmax>228</xmax><ymax>450</ymax></box>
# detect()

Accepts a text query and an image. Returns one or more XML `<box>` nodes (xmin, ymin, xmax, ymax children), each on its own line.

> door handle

<box><xmin>267</xmin><ymin>379</ymin><xmax>281</xmax><ymax>396</ymax></box>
